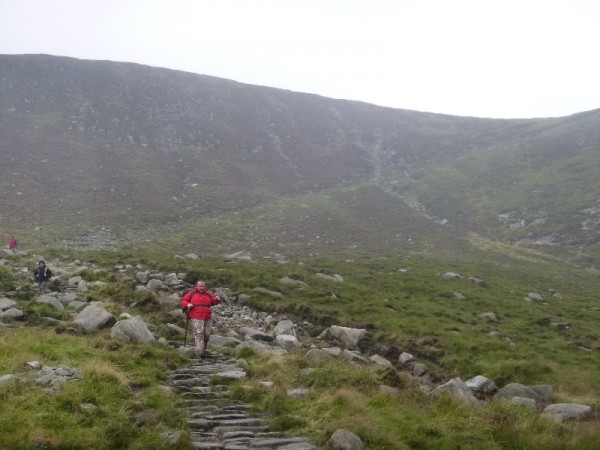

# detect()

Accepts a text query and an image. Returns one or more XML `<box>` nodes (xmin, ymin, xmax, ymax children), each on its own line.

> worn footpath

<box><xmin>169</xmin><ymin>351</ymin><xmax>315</xmax><ymax>450</ymax></box>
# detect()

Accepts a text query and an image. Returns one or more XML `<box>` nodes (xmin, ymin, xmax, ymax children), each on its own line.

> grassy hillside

<box><xmin>384</xmin><ymin>109</ymin><xmax>600</xmax><ymax>264</ymax></box>
<box><xmin>1</xmin><ymin>245</ymin><xmax>598</xmax><ymax>448</ymax></box>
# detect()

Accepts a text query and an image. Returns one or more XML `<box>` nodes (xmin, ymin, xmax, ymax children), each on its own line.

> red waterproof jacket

<box><xmin>181</xmin><ymin>287</ymin><xmax>220</xmax><ymax>320</ymax></box>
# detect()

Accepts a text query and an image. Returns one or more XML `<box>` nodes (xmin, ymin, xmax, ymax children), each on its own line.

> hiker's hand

<box><xmin>186</xmin><ymin>304</ymin><xmax>192</xmax><ymax>309</ymax></box>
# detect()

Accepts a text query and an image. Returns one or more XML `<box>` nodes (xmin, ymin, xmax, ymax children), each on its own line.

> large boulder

<box><xmin>36</xmin><ymin>295</ymin><xmax>64</xmax><ymax>310</ymax></box>
<box><xmin>369</xmin><ymin>355</ymin><xmax>394</xmax><ymax>370</ymax></box>
<box><xmin>324</xmin><ymin>325</ymin><xmax>368</xmax><ymax>348</ymax></box>
<box><xmin>275</xmin><ymin>334</ymin><xmax>301</xmax><ymax>351</ymax></box>
<box><xmin>315</xmin><ymin>273</ymin><xmax>344</xmax><ymax>283</ymax></box>
<box><xmin>0</xmin><ymin>308</ymin><xmax>24</xmax><ymax>319</ymax></box>
<box><xmin>327</xmin><ymin>429</ymin><xmax>364</xmax><ymax>449</ymax></box>
<box><xmin>541</xmin><ymin>403</ymin><xmax>592</xmax><ymax>423</ymax></box>
<box><xmin>465</xmin><ymin>375</ymin><xmax>498</xmax><ymax>396</ymax></box>
<box><xmin>146</xmin><ymin>279</ymin><xmax>166</xmax><ymax>290</ymax></box>
<box><xmin>238</xmin><ymin>327</ymin><xmax>274</xmax><ymax>342</ymax></box>
<box><xmin>279</xmin><ymin>276</ymin><xmax>307</xmax><ymax>288</ymax></box>
<box><xmin>274</xmin><ymin>319</ymin><xmax>296</xmax><ymax>337</ymax></box>
<box><xmin>303</xmin><ymin>348</ymin><xmax>333</xmax><ymax>361</ymax></box>
<box><xmin>73</xmin><ymin>305</ymin><xmax>116</xmax><ymax>331</ymax></box>
<box><xmin>235</xmin><ymin>340</ymin><xmax>287</xmax><ymax>357</ymax></box>
<box><xmin>111</xmin><ymin>316</ymin><xmax>155</xmax><ymax>344</ymax></box>
<box><xmin>208</xmin><ymin>335</ymin><xmax>242</xmax><ymax>348</ymax></box>
<box><xmin>136</xmin><ymin>271</ymin><xmax>149</xmax><ymax>283</ymax></box>
<box><xmin>428</xmin><ymin>378</ymin><xmax>480</xmax><ymax>407</ymax></box>
<box><xmin>495</xmin><ymin>383</ymin><xmax>546</xmax><ymax>403</ymax></box>
<box><xmin>0</xmin><ymin>298</ymin><xmax>17</xmax><ymax>310</ymax></box>
<box><xmin>57</xmin><ymin>292</ymin><xmax>79</xmax><ymax>307</ymax></box>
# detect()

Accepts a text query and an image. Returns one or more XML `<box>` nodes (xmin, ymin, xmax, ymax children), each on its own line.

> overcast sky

<box><xmin>1</xmin><ymin>0</ymin><xmax>599</xmax><ymax>119</ymax></box>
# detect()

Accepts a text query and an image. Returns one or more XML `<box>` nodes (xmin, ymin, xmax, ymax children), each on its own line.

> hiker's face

<box><xmin>196</xmin><ymin>281</ymin><xmax>206</xmax><ymax>290</ymax></box>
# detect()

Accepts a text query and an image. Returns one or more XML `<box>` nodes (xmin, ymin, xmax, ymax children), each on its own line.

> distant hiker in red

<box><xmin>9</xmin><ymin>236</ymin><xmax>17</xmax><ymax>252</ymax></box>
<box><xmin>181</xmin><ymin>280</ymin><xmax>221</xmax><ymax>359</ymax></box>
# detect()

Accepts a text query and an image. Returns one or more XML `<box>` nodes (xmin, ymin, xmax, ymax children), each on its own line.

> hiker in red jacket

<box><xmin>180</xmin><ymin>280</ymin><xmax>221</xmax><ymax>358</ymax></box>
<box><xmin>9</xmin><ymin>236</ymin><xmax>17</xmax><ymax>252</ymax></box>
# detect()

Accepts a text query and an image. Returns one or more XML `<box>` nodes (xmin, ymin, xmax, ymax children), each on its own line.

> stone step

<box><xmin>190</xmin><ymin>405</ymin><xmax>253</xmax><ymax>416</ymax></box>
<box><xmin>213</xmin><ymin>425</ymin><xmax>270</xmax><ymax>435</ymax></box>
<box><xmin>192</xmin><ymin>442</ymin><xmax>226</xmax><ymax>449</ymax></box>
<box><xmin>189</xmin><ymin>361</ymin><xmax>239</xmax><ymax>369</ymax></box>
<box><xmin>196</xmin><ymin>434</ymin><xmax>292</xmax><ymax>449</ymax></box>
<box><xmin>185</xmin><ymin>398</ymin><xmax>239</xmax><ymax>408</ymax></box>
<box><xmin>178</xmin><ymin>364</ymin><xmax>236</xmax><ymax>370</ymax></box>
<box><xmin>221</xmin><ymin>404</ymin><xmax>253</xmax><ymax>412</ymax></box>
<box><xmin>170</xmin><ymin>347</ymin><xmax>314</xmax><ymax>450</ymax></box>
<box><xmin>174</xmin><ymin>365</ymin><xmax>238</xmax><ymax>376</ymax></box>
<box><xmin>189</xmin><ymin>406</ymin><xmax>230</xmax><ymax>416</ymax></box>
<box><xmin>215</xmin><ymin>418</ymin><xmax>267</xmax><ymax>428</ymax></box>
<box><xmin>189</xmin><ymin>419</ymin><xmax>267</xmax><ymax>432</ymax></box>
<box><xmin>188</xmin><ymin>419</ymin><xmax>215</xmax><ymax>431</ymax></box>
<box><xmin>223</xmin><ymin>444</ymin><xmax>249</xmax><ymax>450</ymax></box>
<box><xmin>172</xmin><ymin>372</ymin><xmax>216</xmax><ymax>380</ymax></box>
<box><xmin>246</xmin><ymin>437</ymin><xmax>313</xmax><ymax>448</ymax></box>
<box><xmin>172</xmin><ymin>378</ymin><xmax>212</xmax><ymax>387</ymax></box>
<box><xmin>179</xmin><ymin>385</ymin><xmax>228</xmax><ymax>395</ymax></box>
<box><xmin>182</xmin><ymin>391</ymin><xmax>229</xmax><ymax>400</ymax></box>
<box><xmin>191</xmin><ymin>431</ymin><xmax>218</xmax><ymax>440</ymax></box>
<box><xmin>191</xmin><ymin>386</ymin><xmax>228</xmax><ymax>394</ymax></box>
<box><xmin>203</xmin><ymin>413</ymin><xmax>250</xmax><ymax>420</ymax></box>
<box><xmin>253</xmin><ymin>432</ymin><xmax>288</xmax><ymax>438</ymax></box>
<box><xmin>222</xmin><ymin>431</ymin><xmax>255</xmax><ymax>440</ymax></box>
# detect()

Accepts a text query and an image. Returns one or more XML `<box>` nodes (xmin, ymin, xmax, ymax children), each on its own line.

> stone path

<box><xmin>169</xmin><ymin>351</ymin><xmax>315</xmax><ymax>450</ymax></box>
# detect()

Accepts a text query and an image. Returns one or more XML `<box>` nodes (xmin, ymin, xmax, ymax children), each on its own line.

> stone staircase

<box><xmin>169</xmin><ymin>352</ymin><xmax>315</xmax><ymax>449</ymax></box>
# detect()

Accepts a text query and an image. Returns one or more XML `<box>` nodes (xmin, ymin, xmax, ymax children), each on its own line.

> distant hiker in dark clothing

<box><xmin>33</xmin><ymin>260</ymin><xmax>53</xmax><ymax>294</ymax></box>
<box><xmin>9</xmin><ymin>236</ymin><xmax>17</xmax><ymax>252</ymax></box>
<box><xmin>180</xmin><ymin>280</ymin><xmax>221</xmax><ymax>359</ymax></box>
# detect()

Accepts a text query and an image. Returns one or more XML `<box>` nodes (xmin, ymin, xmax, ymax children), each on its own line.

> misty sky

<box><xmin>1</xmin><ymin>0</ymin><xmax>599</xmax><ymax>119</ymax></box>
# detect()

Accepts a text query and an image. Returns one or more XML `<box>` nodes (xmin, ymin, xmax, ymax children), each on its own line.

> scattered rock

<box><xmin>327</xmin><ymin>429</ymin><xmax>364</xmax><ymax>450</ymax></box>
<box><xmin>541</xmin><ymin>403</ymin><xmax>592</xmax><ymax>423</ymax></box>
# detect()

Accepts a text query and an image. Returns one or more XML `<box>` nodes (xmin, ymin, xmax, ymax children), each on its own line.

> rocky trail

<box><xmin>169</xmin><ymin>352</ymin><xmax>315</xmax><ymax>450</ymax></box>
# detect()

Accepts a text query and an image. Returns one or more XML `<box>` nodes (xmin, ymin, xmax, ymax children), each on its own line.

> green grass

<box><xmin>389</xmin><ymin>136</ymin><xmax>600</xmax><ymax>261</ymax></box>
<box><xmin>228</xmin><ymin>352</ymin><xmax>600</xmax><ymax>449</ymax></box>
<box><xmin>0</xmin><ymin>245</ymin><xmax>599</xmax><ymax>448</ymax></box>
<box><xmin>0</xmin><ymin>328</ymin><xmax>193</xmax><ymax>449</ymax></box>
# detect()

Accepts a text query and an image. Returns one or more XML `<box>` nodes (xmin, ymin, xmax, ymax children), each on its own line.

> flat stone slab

<box><xmin>214</xmin><ymin>370</ymin><xmax>246</xmax><ymax>379</ymax></box>
<box><xmin>541</xmin><ymin>403</ymin><xmax>593</xmax><ymax>423</ymax></box>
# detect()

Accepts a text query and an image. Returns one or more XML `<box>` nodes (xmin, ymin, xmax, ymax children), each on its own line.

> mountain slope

<box><xmin>385</xmin><ymin>108</ymin><xmax>600</xmax><ymax>252</ymax></box>
<box><xmin>0</xmin><ymin>54</ymin><xmax>598</xmax><ymax>263</ymax></box>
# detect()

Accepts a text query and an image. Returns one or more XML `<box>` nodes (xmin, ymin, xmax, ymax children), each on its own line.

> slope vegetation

<box><xmin>0</xmin><ymin>54</ymin><xmax>598</xmax><ymax>265</ymax></box>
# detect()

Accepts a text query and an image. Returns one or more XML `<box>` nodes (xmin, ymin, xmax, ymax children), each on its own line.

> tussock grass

<box><xmin>1</xmin><ymin>245</ymin><xmax>599</xmax><ymax>448</ymax></box>
<box><xmin>0</xmin><ymin>327</ymin><xmax>191</xmax><ymax>449</ymax></box>
<box><xmin>232</xmin><ymin>351</ymin><xmax>600</xmax><ymax>449</ymax></box>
